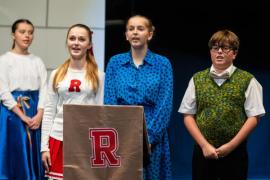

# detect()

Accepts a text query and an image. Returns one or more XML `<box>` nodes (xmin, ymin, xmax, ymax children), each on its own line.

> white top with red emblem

<box><xmin>41</xmin><ymin>67</ymin><xmax>104</xmax><ymax>152</ymax></box>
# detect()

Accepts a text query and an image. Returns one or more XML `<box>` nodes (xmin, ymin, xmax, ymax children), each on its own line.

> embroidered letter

<box><xmin>68</xmin><ymin>79</ymin><xmax>81</xmax><ymax>92</ymax></box>
<box><xmin>89</xmin><ymin>128</ymin><xmax>121</xmax><ymax>167</ymax></box>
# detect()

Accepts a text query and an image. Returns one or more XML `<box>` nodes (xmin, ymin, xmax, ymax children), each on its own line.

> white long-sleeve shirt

<box><xmin>41</xmin><ymin>67</ymin><xmax>104</xmax><ymax>152</ymax></box>
<box><xmin>0</xmin><ymin>51</ymin><xmax>47</xmax><ymax>109</ymax></box>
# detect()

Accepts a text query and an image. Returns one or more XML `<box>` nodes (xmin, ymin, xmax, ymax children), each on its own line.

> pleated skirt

<box><xmin>0</xmin><ymin>90</ymin><xmax>44</xmax><ymax>180</ymax></box>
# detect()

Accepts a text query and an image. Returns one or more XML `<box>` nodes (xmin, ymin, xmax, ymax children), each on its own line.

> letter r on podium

<box><xmin>89</xmin><ymin>128</ymin><xmax>121</xmax><ymax>167</ymax></box>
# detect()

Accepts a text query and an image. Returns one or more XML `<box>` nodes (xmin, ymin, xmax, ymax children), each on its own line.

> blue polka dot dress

<box><xmin>104</xmin><ymin>50</ymin><xmax>173</xmax><ymax>180</ymax></box>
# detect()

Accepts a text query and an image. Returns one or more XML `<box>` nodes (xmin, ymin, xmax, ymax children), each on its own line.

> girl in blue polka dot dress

<box><xmin>104</xmin><ymin>15</ymin><xmax>173</xmax><ymax>180</ymax></box>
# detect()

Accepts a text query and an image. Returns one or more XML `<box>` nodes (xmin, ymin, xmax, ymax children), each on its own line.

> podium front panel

<box><xmin>63</xmin><ymin>105</ymin><xmax>144</xmax><ymax>180</ymax></box>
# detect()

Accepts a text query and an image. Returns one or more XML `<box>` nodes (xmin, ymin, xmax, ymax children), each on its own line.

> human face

<box><xmin>125</xmin><ymin>16</ymin><xmax>153</xmax><ymax>50</ymax></box>
<box><xmin>210</xmin><ymin>44</ymin><xmax>237</xmax><ymax>71</ymax></box>
<box><xmin>12</xmin><ymin>22</ymin><xmax>34</xmax><ymax>51</ymax></box>
<box><xmin>67</xmin><ymin>27</ymin><xmax>91</xmax><ymax>60</ymax></box>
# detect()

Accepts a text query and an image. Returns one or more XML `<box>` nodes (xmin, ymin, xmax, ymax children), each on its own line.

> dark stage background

<box><xmin>105</xmin><ymin>1</ymin><xmax>270</xmax><ymax>179</ymax></box>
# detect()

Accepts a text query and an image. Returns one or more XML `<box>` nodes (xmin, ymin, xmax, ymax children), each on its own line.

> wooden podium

<box><xmin>63</xmin><ymin>105</ymin><xmax>150</xmax><ymax>180</ymax></box>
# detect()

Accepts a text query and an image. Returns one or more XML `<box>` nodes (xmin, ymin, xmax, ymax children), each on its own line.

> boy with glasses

<box><xmin>178</xmin><ymin>29</ymin><xmax>265</xmax><ymax>180</ymax></box>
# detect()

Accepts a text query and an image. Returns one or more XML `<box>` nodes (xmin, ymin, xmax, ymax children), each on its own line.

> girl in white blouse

<box><xmin>0</xmin><ymin>19</ymin><xmax>47</xmax><ymax>180</ymax></box>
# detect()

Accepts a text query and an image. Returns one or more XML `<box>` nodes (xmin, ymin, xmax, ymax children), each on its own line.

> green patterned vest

<box><xmin>193</xmin><ymin>68</ymin><xmax>253</xmax><ymax>147</ymax></box>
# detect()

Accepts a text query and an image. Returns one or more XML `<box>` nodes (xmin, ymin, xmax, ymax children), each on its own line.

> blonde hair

<box><xmin>53</xmin><ymin>24</ymin><xmax>99</xmax><ymax>93</ymax></box>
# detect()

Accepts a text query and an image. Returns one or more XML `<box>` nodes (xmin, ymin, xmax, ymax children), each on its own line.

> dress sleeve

<box><xmin>0</xmin><ymin>57</ymin><xmax>17</xmax><ymax>109</ymax></box>
<box><xmin>41</xmin><ymin>70</ymin><xmax>58</xmax><ymax>152</ymax></box>
<box><xmin>104</xmin><ymin>57</ymin><xmax>118</xmax><ymax>105</ymax></box>
<box><xmin>147</xmin><ymin>59</ymin><xmax>173</xmax><ymax>145</ymax></box>
<box><xmin>37</xmin><ymin>57</ymin><xmax>48</xmax><ymax>109</ymax></box>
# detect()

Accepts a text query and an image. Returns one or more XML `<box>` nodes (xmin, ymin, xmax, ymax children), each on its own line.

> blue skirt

<box><xmin>0</xmin><ymin>91</ymin><xmax>45</xmax><ymax>180</ymax></box>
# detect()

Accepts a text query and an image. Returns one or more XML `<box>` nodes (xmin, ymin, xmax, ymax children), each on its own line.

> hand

<box><xmin>42</xmin><ymin>151</ymin><xmax>51</xmax><ymax>172</ymax></box>
<box><xmin>216</xmin><ymin>142</ymin><xmax>235</xmax><ymax>158</ymax></box>
<box><xmin>12</xmin><ymin>106</ymin><xmax>32</xmax><ymax>126</ymax></box>
<box><xmin>201</xmin><ymin>143</ymin><xmax>218</xmax><ymax>159</ymax></box>
<box><xmin>20</xmin><ymin>114</ymin><xmax>32</xmax><ymax>126</ymax></box>
<box><xmin>29</xmin><ymin>114</ymin><xmax>42</xmax><ymax>129</ymax></box>
<box><xmin>29</xmin><ymin>109</ymin><xmax>43</xmax><ymax>130</ymax></box>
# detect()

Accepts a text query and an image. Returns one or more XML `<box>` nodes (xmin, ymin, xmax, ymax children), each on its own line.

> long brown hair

<box><xmin>53</xmin><ymin>24</ymin><xmax>99</xmax><ymax>93</ymax></box>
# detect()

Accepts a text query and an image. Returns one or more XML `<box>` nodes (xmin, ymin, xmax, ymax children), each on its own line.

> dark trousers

<box><xmin>192</xmin><ymin>143</ymin><xmax>248</xmax><ymax>180</ymax></box>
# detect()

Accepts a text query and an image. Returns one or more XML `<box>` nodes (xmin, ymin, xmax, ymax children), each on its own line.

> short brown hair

<box><xmin>208</xmin><ymin>29</ymin><xmax>240</xmax><ymax>51</ymax></box>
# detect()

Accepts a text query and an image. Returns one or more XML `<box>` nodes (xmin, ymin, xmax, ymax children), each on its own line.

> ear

<box><xmin>125</xmin><ymin>32</ymin><xmax>129</xmax><ymax>41</ymax></box>
<box><xmin>147</xmin><ymin>31</ymin><xmax>153</xmax><ymax>41</ymax></box>
<box><xmin>11</xmin><ymin>33</ymin><xmax>15</xmax><ymax>40</ymax></box>
<box><xmin>88</xmin><ymin>42</ymin><xmax>92</xmax><ymax>49</ymax></box>
<box><xmin>232</xmin><ymin>50</ymin><xmax>238</xmax><ymax>60</ymax></box>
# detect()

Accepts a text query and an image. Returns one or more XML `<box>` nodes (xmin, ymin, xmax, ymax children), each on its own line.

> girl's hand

<box><xmin>42</xmin><ymin>151</ymin><xmax>51</xmax><ymax>172</ymax></box>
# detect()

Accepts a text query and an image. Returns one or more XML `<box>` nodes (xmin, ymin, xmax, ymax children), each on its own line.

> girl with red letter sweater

<box><xmin>41</xmin><ymin>24</ymin><xmax>104</xmax><ymax>180</ymax></box>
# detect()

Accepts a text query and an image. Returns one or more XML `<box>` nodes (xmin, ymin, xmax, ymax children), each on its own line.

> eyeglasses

<box><xmin>211</xmin><ymin>45</ymin><xmax>233</xmax><ymax>53</ymax></box>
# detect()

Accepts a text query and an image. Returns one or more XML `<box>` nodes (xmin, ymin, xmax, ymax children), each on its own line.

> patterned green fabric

<box><xmin>193</xmin><ymin>68</ymin><xmax>253</xmax><ymax>147</ymax></box>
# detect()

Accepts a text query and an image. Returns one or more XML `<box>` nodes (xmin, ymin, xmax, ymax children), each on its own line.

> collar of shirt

<box><xmin>119</xmin><ymin>49</ymin><xmax>155</xmax><ymax>66</ymax></box>
<box><xmin>209</xmin><ymin>64</ymin><xmax>236</xmax><ymax>79</ymax></box>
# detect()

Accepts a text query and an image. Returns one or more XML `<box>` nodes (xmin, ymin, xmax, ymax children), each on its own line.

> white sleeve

<box><xmin>94</xmin><ymin>70</ymin><xmax>104</xmax><ymax>105</ymax></box>
<box><xmin>37</xmin><ymin>57</ymin><xmax>48</xmax><ymax>109</ymax></box>
<box><xmin>0</xmin><ymin>57</ymin><xmax>17</xmax><ymax>109</ymax></box>
<box><xmin>41</xmin><ymin>70</ymin><xmax>58</xmax><ymax>152</ymax></box>
<box><xmin>244</xmin><ymin>78</ymin><xmax>265</xmax><ymax>117</ymax></box>
<box><xmin>178</xmin><ymin>77</ymin><xmax>197</xmax><ymax>114</ymax></box>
